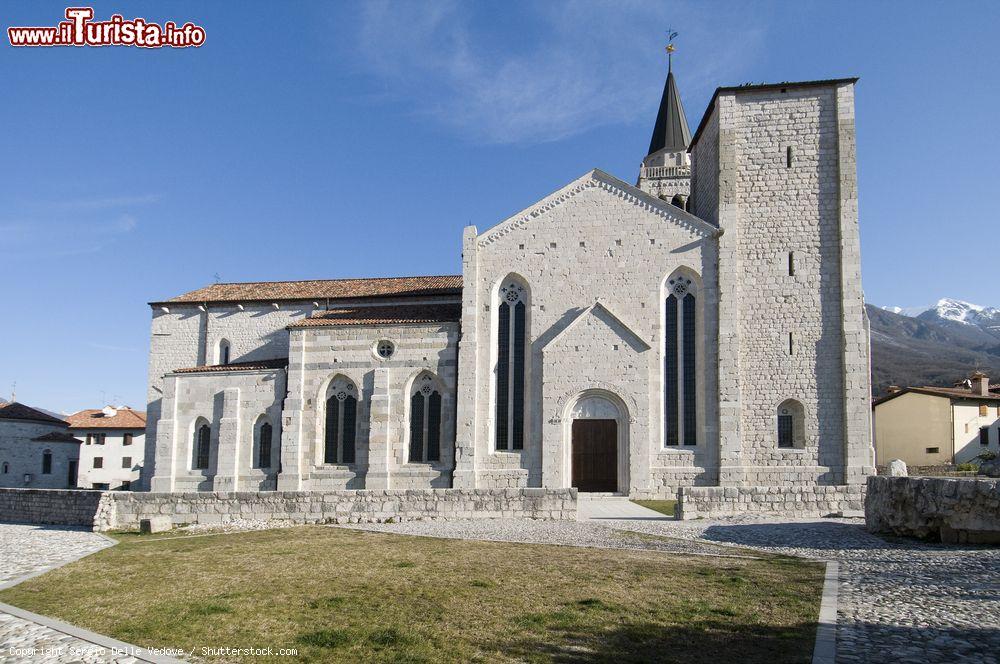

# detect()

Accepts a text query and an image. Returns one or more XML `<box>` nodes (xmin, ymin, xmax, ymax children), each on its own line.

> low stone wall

<box><xmin>865</xmin><ymin>476</ymin><xmax>1000</xmax><ymax>544</ymax></box>
<box><xmin>0</xmin><ymin>488</ymin><xmax>112</xmax><ymax>527</ymax></box>
<box><xmin>676</xmin><ymin>485</ymin><xmax>866</xmax><ymax>520</ymax></box>
<box><xmin>1</xmin><ymin>488</ymin><xmax>577</xmax><ymax>531</ymax></box>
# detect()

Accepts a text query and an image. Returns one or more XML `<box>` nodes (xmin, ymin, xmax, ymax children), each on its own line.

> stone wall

<box><xmin>676</xmin><ymin>484</ymin><xmax>866</xmax><ymax>520</ymax></box>
<box><xmin>865</xmin><ymin>476</ymin><xmax>1000</xmax><ymax>544</ymax></box>
<box><xmin>0</xmin><ymin>421</ymin><xmax>81</xmax><ymax>489</ymax></box>
<box><xmin>0</xmin><ymin>488</ymin><xmax>111</xmax><ymax>527</ymax></box>
<box><xmin>0</xmin><ymin>488</ymin><xmax>576</xmax><ymax>531</ymax></box>
<box><xmin>455</xmin><ymin>169</ymin><xmax>719</xmax><ymax>494</ymax></box>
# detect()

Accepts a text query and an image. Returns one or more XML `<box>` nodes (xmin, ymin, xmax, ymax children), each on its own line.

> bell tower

<box><xmin>637</xmin><ymin>33</ymin><xmax>692</xmax><ymax>208</ymax></box>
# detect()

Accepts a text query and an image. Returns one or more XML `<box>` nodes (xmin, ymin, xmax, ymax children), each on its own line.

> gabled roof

<box><xmin>151</xmin><ymin>275</ymin><xmax>462</xmax><ymax>306</ymax></box>
<box><xmin>477</xmin><ymin>169</ymin><xmax>720</xmax><ymax>247</ymax></box>
<box><xmin>173</xmin><ymin>358</ymin><xmax>289</xmax><ymax>374</ymax></box>
<box><xmin>647</xmin><ymin>66</ymin><xmax>691</xmax><ymax>155</ymax></box>
<box><xmin>289</xmin><ymin>303</ymin><xmax>462</xmax><ymax>329</ymax></box>
<box><xmin>66</xmin><ymin>407</ymin><xmax>146</xmax><ymax>430</ymax></box>
<box><xmin>32</xmin><ymin>431</ymin><xmax>82</xmax><ymax>444</ymax></box>
<box><xmin>0</xmin><ymin>402</ymin><xmax>67</xmax><ymax>426</ymax></box>
<box><xmin>688</xmin><ymin>77</ymin><xmax>860</xmax><ymax>152</ymax></box>
<box><xmin>873</xmin><ymin>385</ymin><xmax>1000</xmax><ymax>407</ymax></box>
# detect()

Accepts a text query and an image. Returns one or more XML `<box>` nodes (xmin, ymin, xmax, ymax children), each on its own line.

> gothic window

<box><xmin>409</xmin><ymin>374</ymin><xmax>442</xmax><ymax>463</ymax></box>
<box><xmin>325</xmin><ymin>377</ymin><xmax>357</xmax><ymax>464</ymax></box>
<box><xmin>218</xmin><ymin>339</ymin><xmax>231</xmax><ymax>365</ymax></box>
<box><xmin>777</xmin><ymin>399</ymin><xmax>805</xmax><ymax>449</ymax></box>
<box><xmin>193</xmin><ymin>422</ymin><xmax>211</xmax><ymax>470</ymax></box>
<box><xmin>496</xmin><ymin>279</ymin><xmax>527</xmax><ymax>451</ymax></box>
<box><xmin>256</xmin><ymin>420</ymin><xmax>273</xmax><ymax>469</ymax></box>
<box><xmin>665</xmin><ymin>274</ymin><xmax>698</xmax><ymax>446</ymax></box>
<box><xmin>42</xmin><ymin>450</ymin><xmax>52</xmax><ymax>475</ymax></box>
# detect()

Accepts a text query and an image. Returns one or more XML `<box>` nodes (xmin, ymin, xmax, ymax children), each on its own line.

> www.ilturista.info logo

<box><xmin>8</xmin><ymin>7</ymin><xmax>205</xmax><ymax>48</ymax></box>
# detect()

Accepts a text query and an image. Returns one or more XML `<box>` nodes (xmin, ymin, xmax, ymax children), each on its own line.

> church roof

<box><xmin>66</xmin><ymin>407</ymin><xmax>146</xmax><ymax>430</ymax></box>
<box><xmin>688</xmin><ymin>77</ymin><xmax>860</xmax><ymax>152</ymax></box>
<box><xmin>152</xmin><ymin>275</ymin><xmax>462</xmax><ymax>306</ymax></box>
<box><xmin>0</xmin><ymin>402</ymin><xmax>67</xmax><ymax>426</ymax></box>
<box><xmin>289</xmin><ymin>303</ymin><xmax>463</xmax><ymax>329</ymax></box>
<box><xmin>173</xmin><ymin>358</ymin><xmax>290</xmax><ymax>374</ymax></box>
<box><xmin>646</xmin><ymin>65</ymin><xmax>691</xmax><ymax>156</ymax></box>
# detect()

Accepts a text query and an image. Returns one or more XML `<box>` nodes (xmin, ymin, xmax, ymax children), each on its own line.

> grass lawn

<box><xmin>631</xmin><ymin>499</ymin><xmax>678</xmax><ymax>516</ymax></box>
<box><xmin>0</xmin><ymin>527</ymin><xmax>822</xmax><ymax>663</ymax></box>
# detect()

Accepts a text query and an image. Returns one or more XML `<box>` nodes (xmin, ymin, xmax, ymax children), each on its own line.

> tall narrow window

<box><xmin>788</xmin><ymin>332</ymin><xmax>794</xmax><ymax>356</ymax></box>
<box><xmin>194</xmin><ymin>423</ymin><xmax>210</xmax><ymax>470</ymax></box>
<box><xmin>777</xmin><ymin>400</ymin><xmax>804</xmax><ymax>449</ymax></box>
<box><xmin>788</xmin><ymin>251</ymin><xmax>795</xmax><ymax>276</ymax></box>
<box><xmin>1</xmin><ymin>462</ymin><xmax>7</xmax><ymax>474</ymax></box>
<box><xmin>665</xmin><ymin>275</ymin><xmax>698</xmax><ymax>446</ymax></box>
<box><xmin>496</xmin><ymin>280</ymin><xmax>527</xmax><ymax>450</ymax></box>
<box><xmin>786</xmin><ymin>145</ymin><xmax>794</xmax><ymax>168</ymax></box>
<box><xmin>981</xmin><ymin>427</ymin><xmax>990</xmax><ymax>446</ymax></box>
<box><xmin>257</xmin><ymin>421</ymin><xmax>273</xmax><ymax>468</ymax></box>
<box><xmin>42</xmin><ymin>450</ymin><xmax>52</xmax><ymax>475</ymax></box>
<box><xmin>664</xmin><ymin>294</ymin><xmax>679</xmax><ymax>446</ymax></box>
<box><xmin>324</xmin><ymin>378</ymin><xmax>357</xmax><ymax>464</ymax></box>
<box><xmin>218</xmin><ymin>339</ymin><xmax>231</xmax><ymax>365</ymax></box>
<box><xmin>409</xmin><ymin>374</ymin><xmax>443</xmax><ymax>463</ymax></box>
<box><xmin>682</xmin><ymin>293</ymin><xmax>697</xmax><ymax>445</ymax></box>
<box><xmin>777</xmin><ymin>414</ymin><xmax>794</xmax><ymax>448</ymax></box>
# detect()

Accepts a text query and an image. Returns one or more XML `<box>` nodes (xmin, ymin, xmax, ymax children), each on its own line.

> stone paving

<box><xmin>346</xmin><ymin>513</ymin><xmax>1000</xmax><ymax>664</ymax></box>
<box><xmin>0</xmin><ymin>523</ymin><xmax>138</xmax><ymax>664</ymax></box>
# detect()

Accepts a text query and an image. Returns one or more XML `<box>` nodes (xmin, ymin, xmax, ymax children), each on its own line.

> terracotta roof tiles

<box><xmin>154</xmin><ymin>275</ymin><xmax>462</xmax><ymax>306</ymax></box>
<box><xmin>173</xmin><ymin>358</ymin><xmax>289</xmax><ymax>374</ymax></box>
<box><xmin>32</xmin><ymin>431</ymin><xmax>83</xmax><ymax>444</ymax></box>
<box><xmin>66</xmin><ymin>407</ymin><xmax>146</xmax><ymax>430</ymax></box>
<box><xmin>289</xmin><ymin>303</ymin><xmax>462</xmax><ymax>328</ymax></box>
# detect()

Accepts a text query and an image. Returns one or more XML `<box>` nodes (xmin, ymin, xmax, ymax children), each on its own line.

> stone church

<box><xmin>144</xmin><ymin>61</ymin><xmax>874</xmax><ymax>497</ymax></box>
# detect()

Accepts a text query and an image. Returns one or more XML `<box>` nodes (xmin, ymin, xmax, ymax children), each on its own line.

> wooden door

<box><xmin>571</xmin><ymin>419</ymin><xmax>617</xmax><ymax>492</ymax></box>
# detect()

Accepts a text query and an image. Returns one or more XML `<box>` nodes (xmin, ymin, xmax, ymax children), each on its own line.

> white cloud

<box><xmin>345</xmin><ymin>0</ymin><xmax>766</xmax><ymax>145</ymax></box>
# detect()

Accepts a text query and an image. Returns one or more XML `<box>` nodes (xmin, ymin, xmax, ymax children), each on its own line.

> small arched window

<box><xmin>496</xmin><ymin>279</ymin><xmax>527</xmax><ymax>451</ymax></box>
<box><xmin>777</xmin><ymin>399</ymin><xmax>805</xmax><ymax>449</ymax></box>
<box><xmin>193</xmin><ymin>422</ymin><xmax>211</xmax><ymax>470</ymax></box>
<box><xmin>2</xmin><ymin>461</ymin><xmax>9</xmax><ymax>474</ymax></box>
<box><xmin>670</xmin><ymin>194</ymin><xmax>685</xmax><ymax>208</ymax></box>
<box><xmin>325</xmin><ymin>377</ymin><xmax>358</xmax><ymax>464</ymax></box>
<box><xmin>256</xmin><ymin>420</ymin><xmax>273</xmax><ymax>469</ymax></box>
<box><xmin>218</xmin><ymin>339</ymin><xmax>231</xmax><ymax>365</ymax></box>
<box><xmin>409</xmin><ymin>373</ymin><xmax>442</xmax><ymax>463</ymax></box>
<box><xmin>42</xmin><ymin>450</ymin><xmax>52</xmax><ymax>475</ymax></box>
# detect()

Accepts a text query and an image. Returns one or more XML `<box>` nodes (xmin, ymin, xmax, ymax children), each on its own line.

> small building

<box><xmin>872</xmin><ymin>372</ymin><xmax>1000</xmax><ymax>467</ymax></box>
<box><xmin>66</xmin><ymin>406</ymin><xmax>146</xmax><ymax>490</ymax></box>
<box><xmin>0</xmin><ymin>402</ymin><xmax>82</xmax><ymax>488</ymax></box>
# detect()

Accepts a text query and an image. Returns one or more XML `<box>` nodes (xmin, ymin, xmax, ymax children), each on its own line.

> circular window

<box><xmin>375</xmin><ymin>340</ymin><xmax>395</xmax><ymax>359</ymax></box>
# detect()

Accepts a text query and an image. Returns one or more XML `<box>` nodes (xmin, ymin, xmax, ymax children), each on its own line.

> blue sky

<box><xmin>2</xmin><ymin>1</ymin><xmax>998</xmax><ymax>413</ymax></box>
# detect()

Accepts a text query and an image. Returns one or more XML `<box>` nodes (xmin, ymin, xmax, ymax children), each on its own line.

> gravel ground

<box><xmin>343</xmin><ymin>516</ymin><xmax>1000</xmax><ymax>664</ymax></box>
<box><xmin>0</xmin><ymin>523</ymin><xmax>136</xmax><ymax>664</ymax></box>
<box><xmin>344</xmin><ymin>518</ymin><xmax>759</xmax><ymax>557</ymax></box>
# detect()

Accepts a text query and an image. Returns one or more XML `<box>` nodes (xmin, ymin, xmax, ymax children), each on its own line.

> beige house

<box><xmin>66</xmin><ymin>406</ymin><xmax>146</xmax><ymax>491</ymax></box>
<box><xmin>872</xmin><ymin>372</ymin><xmax>1000</xmax><ymax>467</ymax></box>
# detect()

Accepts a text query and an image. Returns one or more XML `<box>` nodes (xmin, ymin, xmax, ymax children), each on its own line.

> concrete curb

<box><xmin>0</xmin><ymin>528</ymin><xmax>186</xmax><ymax>663</ymax></box>
<box><xmin>0</xmin><ymin>601</ymin><xmax>187</xmax><ymax>664</ymax></box>
<box><xmin>812</xmin><ymin>560</ymin><xmax>839</xmax><ymax>664</ymax></box>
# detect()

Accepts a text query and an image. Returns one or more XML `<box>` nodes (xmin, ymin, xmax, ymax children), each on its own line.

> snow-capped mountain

<box><xmin>920</xmin><ymin>298</ymin><xmax>1000</xmax><ymax>330</ymax></box>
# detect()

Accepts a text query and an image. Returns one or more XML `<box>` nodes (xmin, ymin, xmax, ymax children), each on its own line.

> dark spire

<box><xmin>646</xmin><ymin>43</ymin><xmax>691</xmax><ymax>156</ymax></box>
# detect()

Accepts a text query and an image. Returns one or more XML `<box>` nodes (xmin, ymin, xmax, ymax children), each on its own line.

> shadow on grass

<box><xmin>488</xmin><ymin>617</ymin><xmax>816</xmax><ymax>664</ymax></box>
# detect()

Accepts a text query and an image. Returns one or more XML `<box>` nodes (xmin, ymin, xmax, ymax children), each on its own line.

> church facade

<box><xmin>144</xmin><ymin>67</ymin><xmax>874</xmax><ymax>497</ymax></box>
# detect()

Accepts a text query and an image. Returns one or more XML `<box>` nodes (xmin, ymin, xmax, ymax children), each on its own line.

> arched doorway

<box><xmin>567</xmin><ymin>393</ymin><xmax>628</xmax><ymax>493</ymax></box>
